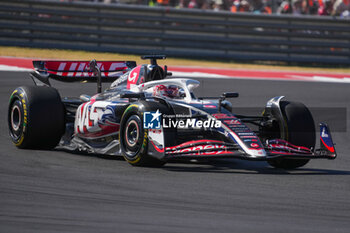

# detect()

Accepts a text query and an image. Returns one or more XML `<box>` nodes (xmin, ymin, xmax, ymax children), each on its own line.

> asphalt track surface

<box><xmin>1</xmin><ymin>71</ymin><xmax>349</xmax><ymax>233</ymax></box>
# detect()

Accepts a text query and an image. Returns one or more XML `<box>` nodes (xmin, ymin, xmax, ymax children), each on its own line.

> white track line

<box><xmin>172</xmin><ymin>71</ymin><xmax>350</xmax><ymax>83</ymax></box>
<box><xmin>0</xmin><ymin>65</ymin><xmax>32</xmax><ymax>72</ymax></box>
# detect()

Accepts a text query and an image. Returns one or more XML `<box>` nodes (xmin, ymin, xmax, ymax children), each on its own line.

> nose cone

<box><xmin>246</xmin><ymin>148</ymin><xmax>267</xmax><ymax>158</ymax></box>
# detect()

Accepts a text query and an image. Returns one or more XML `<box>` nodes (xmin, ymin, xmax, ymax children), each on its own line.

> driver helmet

<box><xmin>153</xmin><ymin>85</ymin><xmax>179</xmax><ymax>98</ymax></box>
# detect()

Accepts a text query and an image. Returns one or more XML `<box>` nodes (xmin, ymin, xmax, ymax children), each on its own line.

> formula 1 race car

<box><xmin>8</xmin><ymin>55</ymin><xmax>337</xmax><ymax>169</ymax></box>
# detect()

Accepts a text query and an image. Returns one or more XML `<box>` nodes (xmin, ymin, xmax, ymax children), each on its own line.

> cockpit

<box><xmin>109</xmin><ymin>55</ymin><xmax>170</xmax><ymax>90</ymax></box>
<box><xmin>107</xmin><ymin>55</ymin><xmax>200</xmax><ymax>102</ymax></box>
<box><xmin>137</xmin><ymin>79</ymin><xmax>200</xmax><ymax>102</ymax></box>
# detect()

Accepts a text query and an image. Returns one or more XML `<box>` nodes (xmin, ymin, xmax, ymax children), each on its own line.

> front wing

<box><xmin>151</xmin><ymin>123</ymin><xmax>337</xmax><ymax>161</ymax></box>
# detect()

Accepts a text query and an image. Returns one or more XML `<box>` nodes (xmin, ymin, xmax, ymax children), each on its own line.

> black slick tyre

<box><xmin>119</xmin><ymin>104</ymin><xmax>165</xmax><ymax>167</ymax></box>
<box><xmin>267</xmin><ymin>101</ymin><xmax>316</xmax><ymax>169</ymax></box>
<box><xmin>8</xmin><ymin>86</ymin><xmax>65</xmax><ymax>149</ymax></box>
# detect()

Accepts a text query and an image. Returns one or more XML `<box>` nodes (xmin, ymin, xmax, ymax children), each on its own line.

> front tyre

<box><xmin>119</xmin><ymin>105</ymin><xmax>165</xmax><ymax>167</ymax></box>
<box><xmin>267</xmin><ymin>101</ymin><xmax>315</xmax><ymax>169</ymax></box>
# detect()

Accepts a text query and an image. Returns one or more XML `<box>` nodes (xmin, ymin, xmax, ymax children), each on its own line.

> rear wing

<box><xmin>30</xmin><ymin>60</ymin><xmax>137</xmax><ymax>87</ymax></box>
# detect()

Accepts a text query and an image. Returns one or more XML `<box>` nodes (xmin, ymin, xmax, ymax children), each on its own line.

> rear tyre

<box><xmin>119</xmin><ymin>105</ymin><xmax>165</xmax><ymax>167</ymax></box>
<box><xmin>8</xmin><ymin>86</ymin><xmax>65</xmax><ymax>149</ymax></box>
<box><xmin>267</xmin><ymin>101</ymin><xmax>315</xmax><ymax>169</ymax></box>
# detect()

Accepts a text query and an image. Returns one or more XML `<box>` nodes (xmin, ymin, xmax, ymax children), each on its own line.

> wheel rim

<box><xmin>11</xmin><ymin>105</ymin><xmax>21</xmax><ymax>131</ymax></box>
<box><xmin>125</xmin><ymin>119</ymin><xmax>139</xmax><ymax>148</ymax></box>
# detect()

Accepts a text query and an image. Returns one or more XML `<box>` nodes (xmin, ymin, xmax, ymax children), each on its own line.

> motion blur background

<box><xmin>1</xmin><ymin>0</ymin><xmax>349</xmax><ymax>65</ymax></box>
<box><xmin>69</xmin><ymin>0</ymin><xmax>350</xmax><ymax>17</ymax></box>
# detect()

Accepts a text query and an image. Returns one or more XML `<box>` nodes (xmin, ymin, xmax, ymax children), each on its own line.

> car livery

<box><xmin>8</xmin><ymin>55</ymin><xmax>337</xmax><ymax>168</ymax></box>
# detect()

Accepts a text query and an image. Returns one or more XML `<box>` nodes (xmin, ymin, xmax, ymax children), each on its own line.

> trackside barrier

<box><xmin>0</xmin><ymin>0</ymin><xmax>349</xmax><ymax>65</ymax></box>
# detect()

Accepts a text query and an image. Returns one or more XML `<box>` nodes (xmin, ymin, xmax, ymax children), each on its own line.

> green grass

<box><xmin>1</xmin><ymin>46</ymin><xmax>349</xmax><ymax>74</ymax></box>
